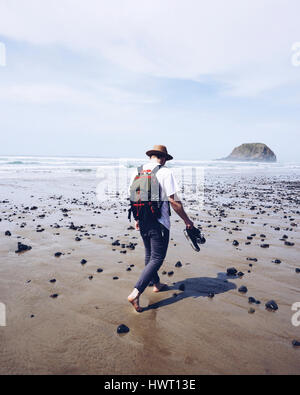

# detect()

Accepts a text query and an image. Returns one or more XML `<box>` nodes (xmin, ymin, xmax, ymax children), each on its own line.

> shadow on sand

<box><xmin>144</xmin><ymin>272</ymin><xmax>237</xmax><ymax>312</ymax></box>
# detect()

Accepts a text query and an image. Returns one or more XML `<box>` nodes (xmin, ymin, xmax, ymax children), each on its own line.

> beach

<box><xmin>0</xmin><ymin>157</ymin><xmax>300</xmax><ymax>375</ymax></box>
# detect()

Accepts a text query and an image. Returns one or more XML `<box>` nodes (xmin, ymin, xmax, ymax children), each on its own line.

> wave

<box><xmin>74</xmin><ymin>168</ymin><xmax>93</xmax><ymax>172</ymax></box>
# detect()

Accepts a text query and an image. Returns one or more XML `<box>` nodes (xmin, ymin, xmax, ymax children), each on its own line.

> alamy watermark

<box><xmin>291</xmin><ymin>302</ymin><xmax>300</xmax><ymax>327</ymax></box>
<box><xmin>95</xmin><ymin>160</ymin><xmax>205</xmax><ymax>210</ymax></box>
<box><xmin>0</xmin><ymin>42</ymin><xmax>6</xmax><ymax>67</ymax></box>
<box><xmin>291</xmin><ymin>42</ymin><xmax>300</xmax><ymax>67</ymax></box>
<box><xmin>0</xmin><ymin>302</ymin><xmax>6</xmax><ymax>326</ymax></box>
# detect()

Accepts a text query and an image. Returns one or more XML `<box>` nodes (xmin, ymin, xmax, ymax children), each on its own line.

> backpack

<box><xmin>128</xmin><ymin>165</ymin><xmax>163</xmax><ymax>222</ymax></box>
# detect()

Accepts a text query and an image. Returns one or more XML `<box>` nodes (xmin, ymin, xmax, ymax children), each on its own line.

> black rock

<box><xmin>113</xmin><ymin>276</ymin><xmax>119</xmax><ymax>280</ymax></box>
<box><xmin>260</xmin><ymin>244</ymin><xmax>269</xmax><ymax>248</ymax></box>
<box><xmin>88</xmin><ymin>276</ymin><xmax>93</xmax><ymax>280</ymax></box>
<box><xmin>247</xmin><ymin>258</ymin><xmax>258</xmax><ymax>262</ymax></box>
<box><xmin>284</xmin><ymin>241</ymin><xmax>294</xmax><ymax>246</ymax></box>
<box><xmin>238</xmin><ymin>286</ymin><xmax>248</xmax><ymax>293</ymax></box>
<box><xmin>248</xmin><ymin>308</ymin><xmax>255</xmax><ymax>314</ymax></box>
<box><xmin>49</xmin><ymin>279</ymin><xmax>56</xmax><ymax>283</ymax></box>
<box><xmin>237</xmin><ymin>271</ymin><xmax>244</xmax><ymax>277</ymax></box>
<box><xmin>272</xmin><ymin>259</ymin><xmax>281</xmax><ymax>264</ymax></box>
<box><xmin>265</xmin><ymin>300</ymin><xmax>278</xmax><ymax>311</ymax></box>
<box><xmin>50</xmin><ymin>294</ymin><xmax>58</xmax><ymax>298</ymax></box>
<box><xmin>54</xmin><ymin>252</ymin><xmax>62</xmax><ymax>257</ymax></box>
<box><xmin>75</xmin><ymin>237</ymin><xmax>81</xmax><ymax>241</ymax></box>
<box><xmin>295</xmin><ymin>268</ymin><xmax>300</xmax><ymax>273</ymax></box>
<box><xmin>97</xmin><ymin>268</ymin><xmax>103</xmax><ymax>273</ymax></box>
<box><xmin>292</xmin><ymin>340</ymin><xmax>300</xmax><ymax>347</ymax></box>
<box><xmin>175</xmin><ymin>261</ymin><xmax>182</xmax><ymax>268</ymax></box>
<box><xmin>5</xmin><ymin>231</ymin><xmax>11</xmax><ymax>236</ymax></box>
<box><xmin>15</xmin><ymin>242</ymin><xmax>32</xmax><ymax>253</ymax></box>
<box><xmin>232</xmin><ymin>240</ymin><xmax>239</xmax><ymax>246</ymax></box>
<box><xmin>168</xmin><ymin>271</ymin><xmax>174</xmax><ymax>277</ymax></box>
<box><xmin>117</xmin><ymin>324</ymin><xmax>130</xmax><ymax>334</ymax></box>
<box><xmin>227</xmin><ymin>267</ymin><xmax>238</xmax><ymax>276</ymax></box>
<box><xmin>81</xmin><ymin>259</ymin><xmax>87</xmax><ymax>265</ymax></box>
<box><xmin>248</xmin><ymin>297</ymin><xmax>256</xmax><ymax>304</ymax></box>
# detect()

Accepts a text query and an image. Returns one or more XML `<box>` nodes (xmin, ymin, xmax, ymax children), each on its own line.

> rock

<box><xmin>15</xmin><ymin>242</ymin><xmax>32</xmax><ymax>253</ymax></box>
<box><xmin>296</xmin><ymin>268</ymin><xmax>300</xmax><ymax>273</ymax></box>
<box><xmin>113</xmin><ymin>276</ymin><xmax>119</xmax><ymax>280</ymax></box>
<box><xmin>175</xmin><ymin>261</ymin><xmax>182</xmax><ymax>268</ymax></box>
<box><xmin>81</xmin><ymin>259</ymin><xmax>87</xmax><ymax>265</ymax></box>
<box><xmin>227</xmin><ymin>267</ymin><xmax>238</xmax><ymax>276</ymax></box>
<box><xmin>54</xmin><ymin>252</ymin><xmax>62</xmax><ymax>257</ymax></box>
<box><xmin>49</xmin><ymin>279</ymin><xmax>56</xmax><ymax>283</ymax></box>
<box><xmin>248</xmin><ymin>308</ymin><xmax>255</xmax><ymax>314</ymax></box>
<box><xmin>272</xmin><ymin>259</ymin><xmax>281</xmax><ymax>264</ymax></box>
<box><xmin>284</xmin><ymin>241</ymin><xmax>294</xmax><ymax>246</ymax></box>
<box><xmin>50</xmin><ymin>294</ymin><xmax>58</xmax><ymax>298</ymax></box>
<box><xmin>232</xmin><ymin>240</ymin><xmax>239</xmax><ymax>246</ymax></box>
<box><xmin>292</xmin><ymin>340</ymin><xmax>300</xmax><ymax>347</ymax></box>
<box><xmin>248</xmin><ymin>297</ymin><xmax>256</xmax><ymax>304</ymax></box>
<box><xmin>238</xmin><ymin>286</ymin><xmax>248</xmax><ymax>293</ymax></box>
<box><xmin>260</xmin><ymin>244</ymin><xmax>269</xmax><ymax>248</ymax></box>
<box><xmin>221</xmin><ymin>143</ymin><xmax>277</xmax><ymax>162</ymax></box>
<box><xmin>97</xmin><ymin>268</ymin><xmax>103</xmax><ymax>273</ymax></box>
<box><xmin>265</xmin><ymin>300</ymin><xmax>278</xmax><ymax>311</ymax></box>
<box><xmin>5</xmin><ymin>231</ymin><xmax>11</xmax><ymax>236</ymax></box>
<box><xmin>117</xmin><ymin>324</ymin><xmax>130</xmax><ymax>334</ymax></box>
<box><xmin>88</xmin><ymin>276</ymin><xmax>93</xmax><ymax>280</ymax></box>
<box><xmin>167</xmin><ymin>271</ymin><xmax>174</xmax><ymax>277</ymax></box>
<box><xmin>237</xmin><ymin>271</ymin><xmax>244</xmax><ymax>277</ymax></box>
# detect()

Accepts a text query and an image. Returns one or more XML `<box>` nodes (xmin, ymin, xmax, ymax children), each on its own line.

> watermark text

<box><xmin>291</xmin><ymin>42</ymin><xmax>300</xmax><ymax>67</ymax></box>
<box><xmin>0</xmin><ymin>42</ymin><xmax>6</xmax><ymax>67</ymax></box>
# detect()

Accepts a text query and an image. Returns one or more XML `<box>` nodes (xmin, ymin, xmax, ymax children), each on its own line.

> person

<box><xmin>127</xmin><ymin>145</ymin><xmax>194</xmax><ymax>312</ymax></box>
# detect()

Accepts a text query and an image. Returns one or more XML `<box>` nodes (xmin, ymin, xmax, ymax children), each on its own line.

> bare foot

<box><xmin>153</xmin><ymin>283</ymin><xmax>168</xmax><ymax>293</ymax></box>
<box><xmin>128</xmin><ymin>295</ymin><xmax>143</xmax><ymax>312</ymax></box>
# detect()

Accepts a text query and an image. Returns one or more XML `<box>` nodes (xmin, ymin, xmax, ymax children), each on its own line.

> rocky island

<box><xmin>222</xmin><ymin>143</ymin><xmax>277</xmax><ymax>162</ymax></box>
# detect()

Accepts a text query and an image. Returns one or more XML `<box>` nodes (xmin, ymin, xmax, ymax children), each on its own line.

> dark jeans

<box><xmin>135</xmin><ymin>222</ymin><xmax>170</xmax><ymax>294</ymax></box>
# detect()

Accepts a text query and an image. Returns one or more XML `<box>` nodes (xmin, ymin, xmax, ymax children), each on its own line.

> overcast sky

<box><xmin>0</xmin><ymin>0</ymin><xmax>300</xmax><ymax>161</ymax></box>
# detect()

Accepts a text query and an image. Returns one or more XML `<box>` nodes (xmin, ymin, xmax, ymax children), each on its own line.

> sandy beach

<box><xmin>0</xmin><ymin>166</ymin><xmax>300</xmax><ymax>375</ymax></box>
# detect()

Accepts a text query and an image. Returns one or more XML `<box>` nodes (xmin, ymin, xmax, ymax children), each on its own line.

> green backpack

<box><xmin>128</xmin><ymin>165</ymin><xmax>162</xmax><ymax>222</ymax></box>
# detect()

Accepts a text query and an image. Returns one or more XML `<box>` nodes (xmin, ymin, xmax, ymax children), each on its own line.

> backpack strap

<box><xmin>151</xmin><ymin>165</ymin><xmax>162</xmax><ymax>175</ymax></box>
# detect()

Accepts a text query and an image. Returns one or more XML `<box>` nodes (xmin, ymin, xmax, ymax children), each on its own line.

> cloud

<box><xmin>0</xmin><ymin>0</ymin><xmax>300</xmax><ymax>96</ymax></box>
<box><xmin>0</xmin><ymin>82</ymin><xmax>159</xmax><ymax>107</ymax></box>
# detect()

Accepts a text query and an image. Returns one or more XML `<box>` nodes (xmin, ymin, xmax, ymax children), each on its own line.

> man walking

<box><xmin>128</xmin><ymin>145</ymin><xmax>194</xmax><ymax>312</ymax></box>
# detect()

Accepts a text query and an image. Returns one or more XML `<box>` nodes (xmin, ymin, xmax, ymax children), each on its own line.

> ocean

<box><xmin>1</xmin><ymin>155</ymin><xmax>300</xmax><ymax>177</ymax></box>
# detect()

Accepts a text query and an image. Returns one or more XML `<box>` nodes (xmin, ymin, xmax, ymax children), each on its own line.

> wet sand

<box><xmin>0</xmin><ymin>172</ymin><xmax>300</xmax><ymax>374</ymax></box>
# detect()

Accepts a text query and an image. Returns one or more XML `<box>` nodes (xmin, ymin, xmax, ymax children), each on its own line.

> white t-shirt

<box><xmin>129</xmin><ymin>159</ymin><xmax>179</xmax><ymax>230</ymax></box>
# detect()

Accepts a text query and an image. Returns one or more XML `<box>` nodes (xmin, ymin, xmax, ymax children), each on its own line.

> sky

<box><xmin>0</xmin><ymin>0</ymin><xmax>300</xmax><ymax>161</ymax></box>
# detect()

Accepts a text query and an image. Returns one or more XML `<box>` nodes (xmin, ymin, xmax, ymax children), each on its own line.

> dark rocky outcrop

<box><xmin>221</xmin><ymin>143</ymin><xmax>277</xmax><ymax>162</ymax></box>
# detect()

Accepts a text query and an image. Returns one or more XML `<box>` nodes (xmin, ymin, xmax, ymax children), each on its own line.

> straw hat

<box><xmin>146</xmin><ymin>145</ymin><xmax>173</xmax><ymax>161</ymax></box>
